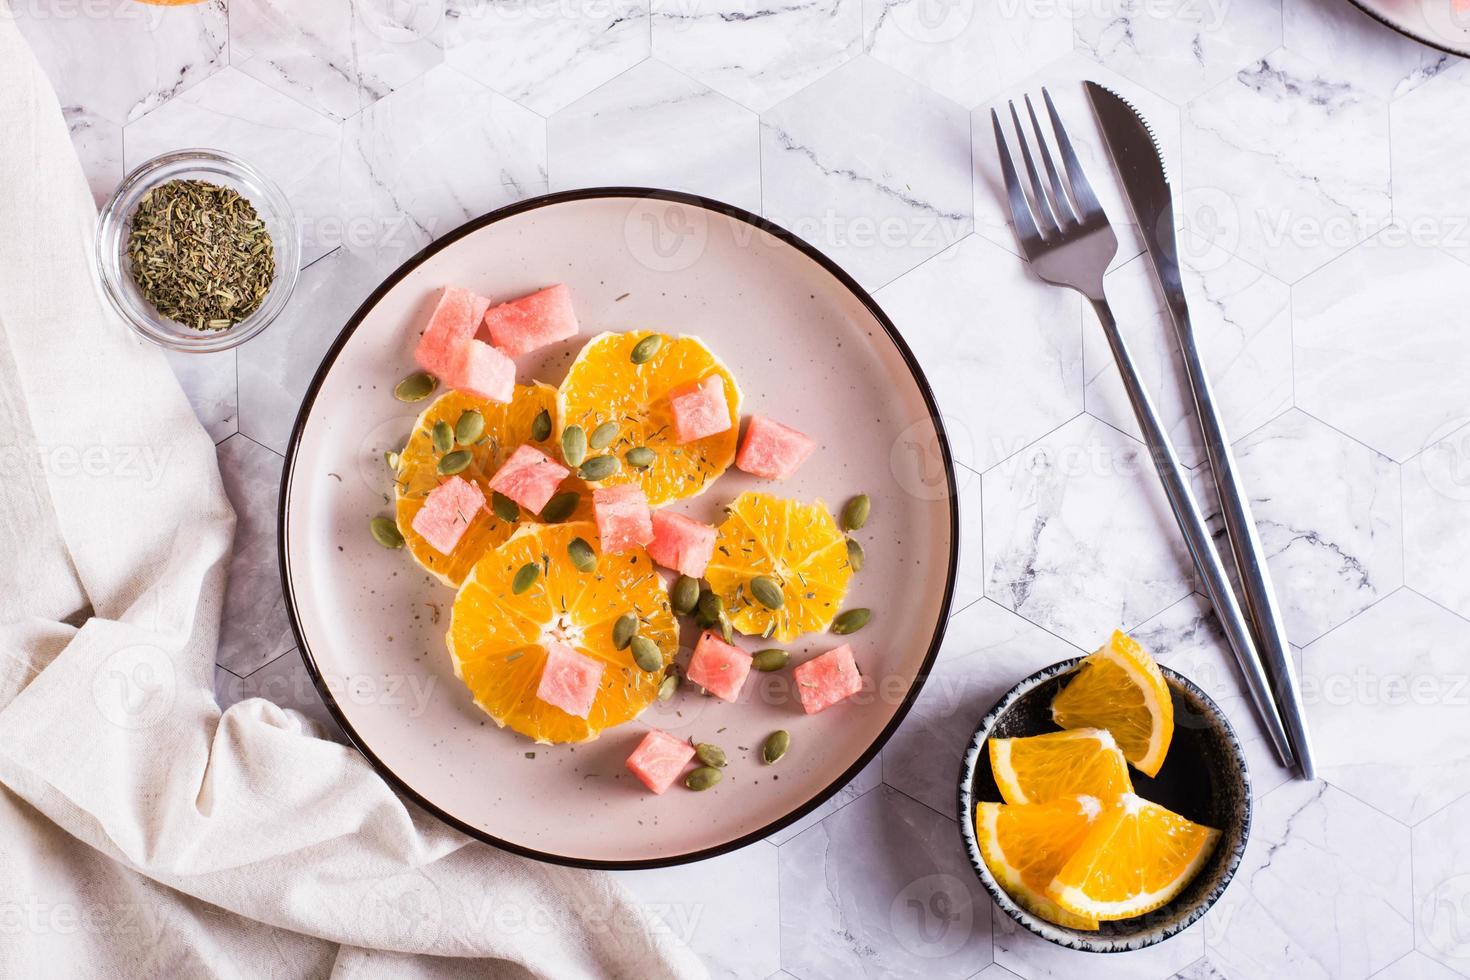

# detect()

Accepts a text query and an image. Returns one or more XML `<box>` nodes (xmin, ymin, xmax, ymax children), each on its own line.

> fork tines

<box><xmin>992</xmin><ymin>89</ymin><xmax>1106</xmax><ymax>252</ymax></box>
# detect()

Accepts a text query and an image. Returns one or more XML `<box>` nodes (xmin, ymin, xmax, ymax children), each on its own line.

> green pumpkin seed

<box><xmin>437</xmin><ymin>450</ymin><xmax>472</xmax><ymax>476</ymax></box>
<box><xmin>531</xmin><ymin>409</ymin><xmax>552</xmax><ymax>442</ymax></box>
<box><xmin>630</xmin><ymin>636</ymin><xmax>662</xmax><ymax>672</ymax></box>
<box><xmin>568</xmin><ymin>536</ymin><xmax>597</xmax><ymax>572</ymax></box>
<box><xmin>541</xmin><ymin>491</ymin><xmax>579</xmax><ymax>523</ymax></box>
<box><xmin>589</xmin><ymin>421</ymin><xmax>619</xmax><ymax>451</ymax></box>
<box><xmin>370</xmin><ymin>516</ymin><xmax>404</xmax><ymax>549</ymax></box>
<box><xmin>657</xmin><ymin>672</ymin><xmax>679</xmax><ymax>701</ymax></box>
<box><xmin>752</xmin><ymin>648</ymin><xmax>789</xmax><ymax>672</ymax></box>
<box><xmin>698</xmin><ymin>591</ymin><xmax>724</xmax><ymax>622</ymax></box>
<box><xmin>762</xmin><ymin>730</ymin><xmax>790</xmax><ymax>765</ymax></box>
<box><xmin>384</xmin><ymin>450</ymin><xmax>401</xmax><ymax>471</ymax></box>
<box><xmin>561</xmin><ymin>424</ymin><xmax>587</xmax><ymax>467</ymax></box>
<box><xmin>630</xmin><ymin>334</ymin><xmax>663</xmax><ymax>364</ymax></box>
<box><xmin>393</xmin><ymin>371</ymin><xmax>437</xmax><ymax>402</ymax></box>
<box><xmin>511</xmin><ymin>562</ymin><xmax>540</xmax><ymax>595</ymax></box>
<box><xmin>612</xmin><ymin>612</ymin><xmax>638</xmax><ymax>651</ymax></box>
<box><xmin>579</xmin><ymin>455</ymin><xmax>619</xmax><ymax>481</ymax></box>
<box><xmin>684</xmin><ymin>766</ymin><xmax>722</xmax><ymax>791</ymax></box>
<box><xmin>626</xmin><ymin>446</ymin><xmax>656</xmax><ymax>469</ymax></box>
<box><xmin>695</xmin><ymin>743</ymin><xmax>727</xmax><ymax>768</ymax></box>
<box><xmin>671</xmin><ymin>575</ymin><xmax>701</xmax><ymax>615</ymax></box>
<box><xmin>454</xmin><ymin>410</ymin><xmax>485</xmax><ymax>445</ymax></box>
<box><xmin>831</xmin><ymin>608</ymin><xmax>871</xmax><ymax>635</ymax></box>
<box><xmin>750</xmin><ymin>576</ymin><xmax>784</xmax><ymax>610</ymax></box>
<box><xmin>846</xmin><ymin>537</ymin><xmax>865</xmax><ymax>572</ymax></box>
<box><xmin>842</xmin><ymin>494</ymin><xmax>871</xmax><ymax>532</ymax></box>
<box><xmin>432</xmin><ymin>420</ymin><xmax>453</xmax><ymax>454</ymax></box>
<box><xmin>491</xmin><ymin>491</ymin><xmax>519</xmax><ymax>523</ymax></box>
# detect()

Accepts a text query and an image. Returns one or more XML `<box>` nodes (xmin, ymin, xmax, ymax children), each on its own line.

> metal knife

<box><xmin>1086</xmin><ymin>81</ymin><xmax>1316</xmax><ymax>779</ymax></box>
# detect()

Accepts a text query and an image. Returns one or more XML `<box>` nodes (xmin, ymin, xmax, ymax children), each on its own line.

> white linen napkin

<box><xmin>0</xmin><ymin>17</ymin><xmax>704</xmax><ymax>979</ymax></box>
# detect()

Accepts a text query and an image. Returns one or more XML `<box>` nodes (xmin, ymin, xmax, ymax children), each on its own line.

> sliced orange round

<box><xmin>989</xmin><ymin>728</ymin><xmax>1134</xmax><ymax>806</ymax></box>
<box><xmin>1047</xmin><ymin>793</ymin><xmax>1221</xmax><ymax>922</ymax></box>
<box><xmin>703</xmin><ymin>491</ymin><xmax>854</xmax><ymax>642</ymax></box>
<box><xmin>394</xmin><ymin>384</ymin><xmax>592</xmax><ymax>586</ymax></box>
<box><xmin>1050</xmin><ymin>630</ymin><xmax>1174</xmax><ymax>777</ymax></box>
<box><xmin>556</xmin><ymin>331</ymin><xmax>741</xmax><ymax>506</ymax></box>
<box><xmin>447</xmin><ymin>521</ymin><xmax>677</xmax><ymax>744</ymax></box>
<box><xmin>975</xmin><ymin>796</ymin><xmax>1103</xmax><ymax>931</ymax></box>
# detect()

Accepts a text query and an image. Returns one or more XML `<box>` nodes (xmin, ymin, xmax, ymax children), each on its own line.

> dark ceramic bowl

<box><xmin>957</xmin><ymin>657</ymin><xmax>1251</xmax><ymax>952</ymax></box>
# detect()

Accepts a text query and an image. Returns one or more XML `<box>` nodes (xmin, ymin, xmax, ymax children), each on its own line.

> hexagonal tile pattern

<box><xmin>1391</xmin><ymin>63</ymin><xmax>1470</xmax><ymax>269</ymax></box>
<box><xmin>164</xmin><ymin>349</ymin><xmax>237</xmax><ymax>445</ymax></box>
<box><xmin>652</xmin><ymin>0</ymin><xmax>861</xmax><ymax>112</ymax></box>
<box><xmin>446</xmin><ymin>0</ymin><xmax>647</xmax><ymax>116</ymax></box>
<box><xmin>1293</xmin><ymin>236</ymin><xmax>1470</xmax><ymax>463</ymax></box>
<box><xmin>1372</xmin><ymin>951</ymin><xmax>1464</xmax><ymax>980</ymax></box>
<box><xmin>62</xmin><ymin>106</ymin><xmax>121</xmax><ymax>208</ymax></box>
<box><xmin>215</xmin><ymin>435</ymin><xmax>294</xmax><ymax>677</ymax></box>
<box><xmin>215</xmin><ymin>653</ymin><xmax>339</xmax><ymax>738</ymax></box>
<box><xmin>767</xmin><ymin>758</ymin><xmax>882</xmax><ymax>846</ymax></box>
<box><xmin>862</xmin><ymin>0</ymin><xmax>1070</xmax><ymax>108</ymax></box>
<box><xmin>995</xmin><ymin>902</ymin><xmax>1202</xmax><ymax>977</ymax></box>
<box><xmin>1403</xmin><ymin>421</ymin><xmax>1470</xmax><ymax>620</ymax></box>
<box><xmin>1182</xmin><ymin>52</ymin><xmax>1391</xmax><ymax>284</ymax></box>
<box><xmin>779</xmin><ymin>785</ymin><xmax>991</xmax><ymax>977</ymax></box>
<box><xmin>1204</xmin><ymin>782</ymin><xmax>1412</xmax><ymax>980</ymax></box>
<box><xmin>548</xmin><ymin>59</ymin><xmax>760</xmax><ymax>213</ymax></box>
<box><xmin>875</xmin><ymin>235</ymin><xmax>1082</xmax><ymax>474</ymax></box>
<box><xmin>1075</xmin><ymin>0</ymin><xmax>1282</xmax><ymax>105</ymax></box>
<box><xmin>230</xmin><ymin>0</ymin><xmax>444</xmax><ymax>121</ymax></box>
<box><xmin>1282</xmin><ymin>0</ymin><xmax>1453</xmax><ymax>100</ymax></box>
<box><xmin>982</xmin><ymin>414</ymin><xmax>1196</xmax><ymax>648</ymax></box>
<box><xmin>953</xmin><ymin>463</ymin><xmax>986</xmax><ymax>613</ymax></box>
<box><xmin>1086</xmin><ymin>234</ymin><xmax>1292</xmax><ymax>469</ymax></box>
<box><xmin>881</xmin><ymin>599</ymin><xmax>1081</xmax><ymax>816</ymax></box>
<box><xmin>761</xmin><ymin>57</ymin><xmax>971</xmax><ymax>291</ymax></box>
<box><xmin>1413</xmin><ymin>796</ymin><xmax>1470</xmax><ymax>976</ymax></box>
<box><xmin>1302</xmin><ymin>590</ymin><xmax>1470</xmax><ymax>825</ymax></box>
<box><xmin>123</xmin><ymin>67</ymin><xmax>344</xmax><ymax>267</ymax></box>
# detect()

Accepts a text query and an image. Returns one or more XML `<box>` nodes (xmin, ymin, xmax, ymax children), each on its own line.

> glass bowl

<box><xmin>95</xmin><ymin>148</ymin><xmax>301</xmax><ymax>353</ymax></box>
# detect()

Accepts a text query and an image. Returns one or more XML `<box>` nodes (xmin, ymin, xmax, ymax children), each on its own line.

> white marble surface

<box><xmin>16</xmin><ymin>0</ymin><xmax>1470</xmax><ymax>975</ymax></box>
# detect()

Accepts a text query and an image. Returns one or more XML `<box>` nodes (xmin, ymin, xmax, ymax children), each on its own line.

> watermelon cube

<box><xmin>736</xmin><ymin>415</ymin><xmax>817</xmax><ymax>480</ymax></box>
<box><xmin>626</xmin><ymin>729</ymin><xmax>696</xmax><ymax>795</ymax></box>
<box><xmin>536</xmin><ymin>641</ymin><xmax>605</xmax><ymax>719</ymax></box>
<box><xmin>488</xmin><ymin>444</ymin><xmax>570</xmax><ymax>514</ymax></box>
<box><xmin>443</xmin><ymin>339</ymin><xmax>515</xmax><ymax>403</ymax></box>
<box><xmin>414</xmin><ymin>286</ymin><xmax>491</xmax><ymax>379</ymax></box>
<box><xmin>792</xmin><ymin>643</ymin><xmax>863</xmax><ymax>714</ymax></box>
<box><xmin>646</xmin><ymin>511</ymin><xmax>717</xmax><ymax>578</ymax></box>
<box><xmin>593</xmin><ymin>484</ymin><xmax>654</xmax><ymax>554</ymax></box>
<box><xmin>410</xmin><ymin>475</ymin><xmax>485</xmax><ymax>555</ymax></box>
<box><xmin>685</xmin><ymin>630</ymin><xmax>753</xmax><ymax>703</ymax></box>
<box><xmin>667</xmin><ymin>375</ymin><xmax>732</xmax><ymax>444</ymax></box>
<box><xmin>483</xmin><ymin>284</ymin><xmax>580</xmax><ymax>358</ymax></box>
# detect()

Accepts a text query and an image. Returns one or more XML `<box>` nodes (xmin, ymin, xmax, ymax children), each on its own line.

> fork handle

<box><xmin>1089</xmin><ymin>298</ymin><xmax>1296</xmax><ymax>769</ymax></box>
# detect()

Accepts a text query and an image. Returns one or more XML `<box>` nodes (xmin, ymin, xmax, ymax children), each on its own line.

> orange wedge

<box><xmin>1050</xmin><ymin>630</ymin><xmax>1174</xmax><ymax>777</ymax></box>
<box><xmin>989</xmin><ymin>729</ymin><xmax>1133</xmax><ymax>806</ymax></box>
<box><xmin>975</xmin><ymin>796</ymin><xmax>1103</xmax><ymax>931</ymax></box>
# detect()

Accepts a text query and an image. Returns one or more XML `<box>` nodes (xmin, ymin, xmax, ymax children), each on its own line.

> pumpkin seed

<box><xmin>612</xmin><ymin>612</ymin><xmax>638</xmax><ymax>651</ymax></box>
<box><xmin>512</xmin><ymin>562</ymin><xmax>540</xmax><ymax>595</ymax></box>
<box><xmin>561</xmin><ymin>425</ymin><xmax>587</xmax><ymax>467</ymax></box>
<box><xmin>437</xmin><ymin>450</ymin><xmax>472</xmax><ymax>476</ymax></box>
<box><xmin>846</xmin><ymin>537</ymin><xmax>865</xmax><ymax>572</ymax></box>
<box><xmin>842</xmin><ymin>494</ymin><xmax>870</xmax><ymax>531</ymax></box>
<box><xmin>630</xmin><ymin>334</ymin><xmax>663</xmax><ymax>364</ymax></box>
<box><xmin>684</xmin><ymin>766</ymin><xmax>722</xmax><ymax>791</ymax></box>
<box><xmin>431</xmin><ymin>420</ymin><xmax>453</xmax><ymax>454</ymax></box>
<box><xmin>541</xmin><ymin>491</ymin><xmax>579</xmax><ymax>523</ymax></box>
<box><xmin>454</xmin><ymin>410</ymin><xmax>484</xmax><ymax>445</ymax></box>
<box><xmin>630</xmin><ymin>636</ymin><xmax>662</xmax><ymax>672</ymax></box>
<box><xmin>750</xmin><ymin>576</ymin><xmax>784</xmax><ymax>610</ymax></box>
<box><xmin>831</xmin><ymin>608</ymin><xmax>871</xmax><ymax>634</ymax></box>
<box><xmin>589</xmin><ymin>421</ymin><xmax>619</xmax><ymax>451</ymax></box>
<box><xmin>671</xmin><ymin>575</ymin><xmax>701</xmax><ymax>615</ymax></box>
<box><xmin>762</xmin><ymin>730</ymin><xmax>790</xmax><ymax>764</ymax></box>
<box><xmin>393</xmin><ymin>371</ymin><xmax>436</xmax><ymax>402</ymax></box>
<box><xmin>531</xmin><ymin>409</ymin><xmax>552</xmax><ymax>441</ymax></box>
<box><xmin>752</xmin><ymin>648</ymin><xmax>788</xmax><ymax>672</ymax></box>
<box><xmin>491</xmin><ymin>491</ymin><xmax>519</xmax><ymax>523</ymax></box>
<box><xmin>695</xmin><ymin>743</ymin><xmax>727</xmax><ymax>768</ymax></box>
<box><xmin>698</xmin><ymin>591</ymin><xmax>724</xmax><ymax>623</ymax></box>
<box><xmin>579</xmin><ymin>455</ymin><xmax>619</xmax><ymax>481</ymax></box>
<box><xmin>370</xmin><ymin>516</ymin><xmax>404</xmax><ymax>549</ymax></box>
<box><xmin>626</xmin><ymin>446</ymin><xmax>656</xmax><ymax>469</ymax></box>
<box><xmin>568</xmin><ymin>536</ymin><xmax>597</xmax><ymax>572</ymax></box>
<box><xmin>657</xmin><ymin>671</ymin><xmax>679</xmax><ymax>701</ymax></box>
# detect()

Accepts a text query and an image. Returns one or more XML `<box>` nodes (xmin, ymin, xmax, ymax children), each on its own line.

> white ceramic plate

<box><xmin>1345</xmin><ymin>0</ymin><xmax>1470</xmax><ymax>56</ymax></box>
<box><xmin>280</xmin><ymin>189</ymin><xmax>958</xmax><ymax>867</ymax></box>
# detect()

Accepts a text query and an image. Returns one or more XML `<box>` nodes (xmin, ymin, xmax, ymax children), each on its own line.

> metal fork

<box><xmin>992</xmin><ymin>90</ymin><xmax>1296</xmax><ymax>771</ymax></box>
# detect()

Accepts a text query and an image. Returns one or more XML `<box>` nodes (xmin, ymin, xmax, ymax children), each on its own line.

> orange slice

<box><xmin>556</xmin><ymin>331</ymin><xmax>741</xmax><ymax>506</ymax></box>
<box><xmin>975</xmin><ymin>796</ymin><xmax>1103</xmax><ymax>931</ymax></box>
<box><xmin>989</xmin><ymin>729</ymin><xmax>1134</xmax><ymax>805</ymax></box>
<box><xmin>446</xmin><ymin>521</ymin><xmax>676</xmax><ymax>744</ymax></box>
<box><xmin>1046</xmin><ymin>793</ymin><xmax>1221</xmax><ymax>921</ymax></box>
<box><xmin>1050</xmin><ymin>630</ymin><xmax>1174</xmax><ymax>777</ymax></box>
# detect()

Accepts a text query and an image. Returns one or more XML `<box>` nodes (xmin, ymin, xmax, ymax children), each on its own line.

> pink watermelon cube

<box><xmin>488</xmin><ymin>444</ymin><xmax>570</xmax><ymax>514</ymax></box>
<box><xmin>535</xmin><ymin>641</ymin><xmax>605</xmax><ymax>719</ymax></box>
<box><xmin>736</xmin><ymin>415</ymin><xmax>817</xmax><ymax>480</ymax></box>
<box><xmin>593</xmin><ymin>484</ymin><xmax>653</xmax><ymax>554</ymax></box>
<box><xmin>793</xmin><ymin>644</ymin><xmax>863</xmax><ymax>714</ymax></box>
<box><xmin>646</xmin><ymin>511</ymin><xmax>717</xmax><ymax>578</ymax></box>
<box><xmin>685</xmin><ymin>630</ymin><xmax>753</xmax><ymax>703</ymax></box>
<box><xmin>626</xmin><ymin>729</ymin><xmax>696</xmax><ymax>795</ymax></box>
<box><xmin>443</xmin><ymin>339</ymin><xmax>515</xmax><ymax>403</ymax></box>
<box><xmin>483</xmin><ymin>284</ymin><xmax>580</xmax><ymax>358</ymax></box>
<box><xmin>410</xmin><ymin>475</ymin><xmax>485</xmax><ymax>555</ymax></box>
<box><xmin>414</xmin><ymin>286</ymin><xmax>491</xmax><ymax>379</ymax></box>
<box><xmin>668</xmin><ymin>375</ymin><xmax>732</xmax><ymax>444</ymax></box>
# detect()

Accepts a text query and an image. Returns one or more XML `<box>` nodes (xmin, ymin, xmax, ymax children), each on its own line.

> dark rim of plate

<box><xmin>1340</xmin><ymin>0</ymin><xmax>1470</xmax><ymax>59</ymax></box>
<box><xmin>276</xmin><ymin>187</ymin><xmax>961</xmax><ymax>870</ymax></box>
